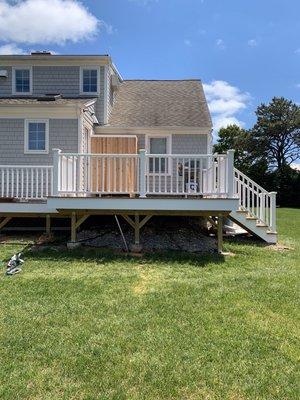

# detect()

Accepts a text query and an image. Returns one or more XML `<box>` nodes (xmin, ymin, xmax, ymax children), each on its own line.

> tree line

<box><xmin>214</xmin><ymin>97</ymin><xmax>300</xmax><ymax>207</ymax></box>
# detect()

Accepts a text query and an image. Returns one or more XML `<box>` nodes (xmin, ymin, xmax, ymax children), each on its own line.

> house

<box><xmin>0</xmin><ymin>52</ymin><xmax>277</xmax><ymax>250</ymax></box>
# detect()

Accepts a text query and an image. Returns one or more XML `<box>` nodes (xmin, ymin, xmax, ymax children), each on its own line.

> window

<box><xmin>24</xmin><ymin>120</ymin><xmax>49</xmax><ymax>154</ymax></box>
<box><xmin>147</xmin><ymin>135</ymin><xmax>171</xmax><ymax>174</ymax></box>
<box><xmin>13</xmin><ymin>67</ymin><xmax>32</xmax><ymax>94</ymax></box>
<box><xmin>80</xmin><ymin>67</ymin><xmax>99</xmax><ymax>94</ymax></box>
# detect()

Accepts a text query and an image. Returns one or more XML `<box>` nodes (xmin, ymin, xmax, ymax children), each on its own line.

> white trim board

<box><xmin>1</xmin><ymin>58</ymin><xmax>110</xmax><ymax>67</ymax></box>
<box><xmin>0</xmin><ymin>100</ymin><xmax>96</xmax><ymax>119</ymax></box>
<box><xmin>0</xmin><ymin>108</ymin><xmax>80</xmax><ymax>119</ymax></box>
<box><xmin>0</xmin><ymin>203</ymin><xmax>58</xmax><ymax>214</ymax></box>
<box><xmin>48</xmin><ymin>197</ymin><xmax>239</xmax><ymax>212</ymax></box>
<box><xmin>95</xmin><ymin>126</ymin><xmax>212</xmax><ymax>135</ymax></box>
<box><xmin>0</xmin><ymin>198</ymin><xmax>239</xmax><ymax>216</ymax></box>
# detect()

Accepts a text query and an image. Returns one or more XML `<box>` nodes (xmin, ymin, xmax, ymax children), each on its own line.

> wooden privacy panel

<box><xmin>91</xmin><ymin>136</ymin><xmax>137</xmax><ymax>155</ymax></box>
<box><xmin>90</xmin><ymin>136</ymin><xmax>138</xmax><ymax>194</ymax></box>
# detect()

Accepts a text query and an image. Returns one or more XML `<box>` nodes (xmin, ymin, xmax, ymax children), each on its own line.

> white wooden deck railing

<box><xmin>53</xmin><ymin>151</ymin><xmax>140</xmax><ymax>196</ymax></box>
<box><xmin>234</xmin><ymin>168</ymin><xmax>277</xmax><ymax>232</ymax></box>
<box><xmin>53</xmin><ymin>149</ymin><xmax>235</xmax><ymax>198</ymax></box>
<box><xmin>145</xmin><ymin>153</ymin><xmax>230</xmax><ymax>196</ymax></box>
<box><xmin>0</xmin><ymin>149</ymin><xmax>237</xmax><ymax>201</ymax></box>
<box><xmin>0</xmin><ymin>165</ymin><xmax>53</xmax><ymax>200</ymax></box>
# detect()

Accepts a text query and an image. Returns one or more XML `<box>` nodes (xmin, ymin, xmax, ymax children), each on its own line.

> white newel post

<box><xmin>139</xmin><ymin>149</ymin><xmax>147</xmax><ymax>198</ymax></box>
<box><xmin>269</xmin><ymin>192</ymin><xmax>277</xmax><ymax>232</ymax></box>
<box><xmin>52</xmin><ymin>148</ymin><xmax>61</xmax><ymax>196</ymax></box>
<box><xmin>227</xmin><ymin>149</ymin><xmax>235</xmax><ymax>198</ymax></box>
<box><xmin>259</xmin><ymin>193</ymin><xmax>265</xmax><ymax>222</ymax></box>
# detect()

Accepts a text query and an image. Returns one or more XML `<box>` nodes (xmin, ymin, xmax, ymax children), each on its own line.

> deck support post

<box><xmin>134</xmin><ymin>213</ymin><xmax>140</xmax><ymax>245</ymax></box>
<box><xmin>121</xmin><ymin>213</ymin><xmax>153</xmax><ymax>253</ymax></box>
<box><xmin>217</xmin><ymin>214</ymin><xmax>223</xmax><ymax>254</ymax></box>
<box><xmin>71</xmin><ymin>212</ymin><xmax>77</xmax><ymax>243</ymax></box>
<box><xmin>0</xmin><ymin>217</ymin><xmax>12</xmax><ymax>231</ymax></box>
<box><xmin>45</xmin><ymin>214</ymin><xmax>51</xmax><ymax>236</ymax></box>
<box><xmin>68</xmin><ymin>213</ymin><xmax>89</xmax><ymax>249</ymax></box>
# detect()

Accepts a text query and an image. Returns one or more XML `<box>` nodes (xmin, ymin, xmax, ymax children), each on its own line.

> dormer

<box><xmin>0</xmin><ymin>53</ymin><xmax>122</xmax><ymax>125</ymax></box>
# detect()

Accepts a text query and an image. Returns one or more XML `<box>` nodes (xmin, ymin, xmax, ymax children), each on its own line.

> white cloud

<box><xmin>0</xmin><ymin>0</ymin><xmax>100</xmax><ymax>45</ymax></box>
<box><xmin>295</xmin><ymin>48</ymin><xmax>300</xmax><ymax>54</ymax></box>
<box><xmin>216</xmin><ymin>38</ymin><xmax>226</xmax><ymax>50</ymax></box>
<box><xmin>212</xmin><ymin>116</ymin><xmax>244</xmax><ymax>132</ymax></box>
<box><xmin>0</xmin><ymin>43</ymin><xmax>26</xmax><ymax>55</ymax></box>
<box><xmin>203</xmin><ymin>80</ymin><xmax>250</xmax><ymax>135</ymax></box>
<box><xmin>248</xmin><ymin>39</ymin><xmax>258</xmax><ymax>47</ymax></box>
<box><xmin>184</xmin><ymin>39</ymin><xmax>192</xmax><ymax>47</ymax></box>
<box><xmin>296</xmin><ymin>84</ymin><xmax>300</xmax><ymax>89</ymax></box>
<box><xmin>101</xmin><ymin>22</ymin><xmax>115</xmax><ymax>35</ymax></box>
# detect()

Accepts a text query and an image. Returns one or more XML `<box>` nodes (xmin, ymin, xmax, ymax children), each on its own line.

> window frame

<box><xmin>12</xmin><ymin>66</ymin><xmax>33</xmax><ymax>95</ymax></box>
<box><xmin>24</xmin><ymin>119</ymin><xmax>49</xmax><ymax>155</ymax></box>
<box><xmin>145</xmin><ymin>134</ymin><xmax>172</xmax><ymax>175</ymax></box>
<box><xmin>80</xmin><ymin>66</ymin><xmax>100</xmax><ymax>95</ymax></box>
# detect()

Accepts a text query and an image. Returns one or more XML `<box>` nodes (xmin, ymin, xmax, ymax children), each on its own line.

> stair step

<box><xmin>236</xmin><ymin>209</ymin><xmax>248</xmax><ymax>214</ymax></box>
<box><xmin>256</xmin><ymin>223</ymin><xmax>268</xmax><ymax>228</ymax></box>
<box><xmin>246</xmin><ymin>216</ymin><xmax>258</xmax><ymax>221</ymax></box>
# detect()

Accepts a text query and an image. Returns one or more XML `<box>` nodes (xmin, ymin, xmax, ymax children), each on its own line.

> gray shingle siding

<box><xmin>135</xmin><ymin>134</ymin><xmax>207</xmax><ymax>154</ymax></box>
<box><xmin>0</xmin><ymin>118</ymin><xmax>78</xmax><ymax>165</ymax></box>
<box><xmin>33</xmin><ymin>66</ymin><xmax>80</xmax><ymax>96</ymax></box>
<box><xmin>94</xmin><ymin>133</ymin><xmax>207</xmax><ymax>154</ymax></box>
<box><xmin>172</xmin><ymin>134</ymin><xmax>207</xmax><ymax>154</ymax></box>
<box><xmin>0</xmin><ymin>65</ymin><xmax>106</xmax><ymax>123</ymax></box>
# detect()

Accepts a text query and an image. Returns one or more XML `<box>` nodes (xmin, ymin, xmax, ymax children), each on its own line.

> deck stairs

<box><xmin>228</xmin><ymin>168</ymin><xmax>277</xmax><ymax>244</ymax></box>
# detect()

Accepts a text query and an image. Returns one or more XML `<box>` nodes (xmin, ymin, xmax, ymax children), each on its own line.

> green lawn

<box><xmin>0</xmin><ymin>209</ymin><xmax>299</xmax><ymax>400</ymax></box>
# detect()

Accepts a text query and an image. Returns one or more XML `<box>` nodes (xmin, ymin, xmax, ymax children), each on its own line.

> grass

<box><xmin>0</xmin><ymin>208</ymin><xmax>299</xmax><ymax>400</ymax></box>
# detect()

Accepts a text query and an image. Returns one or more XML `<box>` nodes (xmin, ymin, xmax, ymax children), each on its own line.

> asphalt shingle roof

<box><xmin>108</xmin><ymin>80</ymin><xmax>212</xmax><ymax>128</ymax></box>
<box><xmin>0</xmin><ymin>97</ymin><xmax>96</xmax><ymax>106</ymax></box>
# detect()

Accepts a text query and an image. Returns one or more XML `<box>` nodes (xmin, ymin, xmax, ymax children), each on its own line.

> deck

<box><xmin>0</xmin><ymin>149</ymin><xmax>277</xmax><ymax>248</ymax></box>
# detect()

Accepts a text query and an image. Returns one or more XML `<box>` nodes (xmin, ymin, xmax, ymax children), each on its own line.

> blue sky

<box><xmin>0</xmin><ymin>0</ymin><xmax>299</xmax><ymax>133</ymax></box>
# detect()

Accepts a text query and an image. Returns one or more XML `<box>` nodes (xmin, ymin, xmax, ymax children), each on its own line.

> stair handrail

<box><xmin>234</xmin><ymin>168</ymin><xmax>277</xmax><ymax>233</ymax></box>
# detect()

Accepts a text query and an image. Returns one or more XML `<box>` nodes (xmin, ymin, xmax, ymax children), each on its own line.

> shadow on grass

<box><xmin>2</xmin><ymin>230</ymin><xmax>276</xmax><ymax>270</ymax></box>
<box><xmin>1</xmin><ymin>241</ymin><xmax>225</xmax><ymax>269</ymax></box>
<box><xmin>1</xmin><ymin>231</ymin><xmax>275</xmax><ymax>270</ymax></box>
<box><xmin>224</xmin><ymin>234</ymin><xmax>271</xmax><ymax>248</ymax></box>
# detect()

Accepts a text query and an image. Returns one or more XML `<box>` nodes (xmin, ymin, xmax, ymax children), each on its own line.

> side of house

<box><xmin>0</xmin><ymin>53</ymin><xmax>213</xmax><ymax>168</ymax></box>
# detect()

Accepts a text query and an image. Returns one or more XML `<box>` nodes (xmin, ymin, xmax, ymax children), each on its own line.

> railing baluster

<box><xmin>26</xmin><ymin>169</ymin><xmax>29</xmax><ymax>199</ymax></box>
<box><xmin>46</xmin><ymin>168</ymin><xmax>49</xmax><ymax>197</ymax></box>
<box><xmin>6</xmin><ymin>168</ymin><xmax>9</xmax><ymax>198</ymax></box>
<box><xmin>0</xmin><ymin>170</ymin><xmax>2</xmax><ymax>197</ymax></box>
<box><xmin>41</xmin><ymin>168</ymin><xmax>44</xmax><ymax>198</ymax></box>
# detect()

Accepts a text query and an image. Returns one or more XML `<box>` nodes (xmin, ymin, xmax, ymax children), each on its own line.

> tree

<box><xmin>214</xmin><ymin>124</ymin><xmax>254</xmax><ymax>172</ymax></box>
<box><xmin>214</xmin><ymin>124</ymin><xmax>249</xmax><ymax>170</ymax></box>
<box><xmin>214</xmin><ymin>100</ymin><xmax>300</xmax><ymax>206</ymax></box>
<box><xmin>251</xmin><ymin>97</ymin><xmax>300</xmax><ymax>170</ymax></box>
<box><xmin>214</xmin><ymin>124</ymin><xmax>271</xmax><ymax>187</ymax></box>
